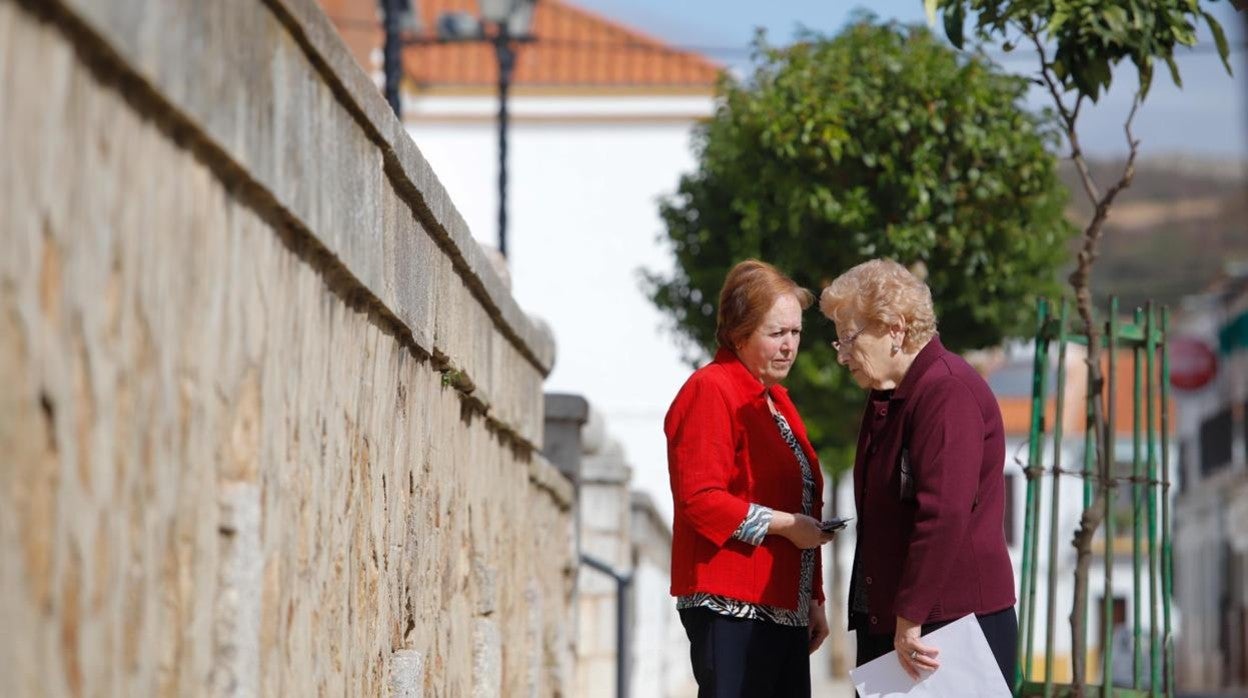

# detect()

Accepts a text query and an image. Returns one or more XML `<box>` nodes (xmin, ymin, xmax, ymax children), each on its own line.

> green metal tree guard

<box><xmin>1015</xmin><ymin>297</ymin><xmax>1174</xmax><ymax>698</ymax></box>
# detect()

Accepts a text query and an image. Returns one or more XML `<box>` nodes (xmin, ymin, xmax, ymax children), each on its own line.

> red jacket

<box><xmin>666</xmin><ymin>347</ymin><xmax>825</xmax><ymax>609</ymax></box>
<box><xmin>849</xmin><ymin>336</ymin><xmax>1015</xmax><ymax>634</ymax></box>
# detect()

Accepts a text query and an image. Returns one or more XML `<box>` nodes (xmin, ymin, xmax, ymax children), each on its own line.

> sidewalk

<box><xmin>811</xmin><ymin>672</ymin><xmax>855</xmax><ymax>697</ymax></box>
<box><xmin>810</xmin><ymin>640</ymin><xmax>857</xmax><ymax>697</ymax></box>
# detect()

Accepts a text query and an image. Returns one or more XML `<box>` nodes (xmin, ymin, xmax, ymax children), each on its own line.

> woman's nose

<box><xmin>836</xmin><ymin>352</ymin><xmax>850</xmax><ymax>366</ymax></box>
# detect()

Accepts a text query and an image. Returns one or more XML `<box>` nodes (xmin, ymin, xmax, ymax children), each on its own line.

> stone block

<box><xmin>390</xmin><ymin>203</ymin><xmax>439</xmax><ymax>354</ymax></box>
<box><xmin>211</xmin><ymin>481</ymin><xmax>262</xmax><ymax>698</ymax></box>
<box><xmin>543</xmin><ymin>393</ymin><xmax>589</xmax><ymax>483</ymax></box>
<box><xmin>472</xmin><ymin>617</ymin><xmax>501</xmax><ymax>698</ymax></box>
<box><xmin>389</xmin><ymin>649</ymin><xmax>425</xmax><ymax>698</ymax></box>
<box><xmin>580</xmin><ymin>486</ymin><xmax>628</xmax><ymax>534</ymax></box>
<box><xmin>472</xmin><ymin>553</ymin><xmax>497</xmax><ymax>617</ymax></box>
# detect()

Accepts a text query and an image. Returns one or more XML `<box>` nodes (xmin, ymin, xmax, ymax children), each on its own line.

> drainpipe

<box><xmin>579</xmin><ymin>554</ymin><xmax>633</xmax><ymax>698</ymax></box>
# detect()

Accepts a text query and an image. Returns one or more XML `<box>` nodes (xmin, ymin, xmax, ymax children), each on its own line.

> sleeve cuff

<box><xmin>731</xmin><ymin>503</ymin><xmax>773</xmax><ymax>546</ymax></box>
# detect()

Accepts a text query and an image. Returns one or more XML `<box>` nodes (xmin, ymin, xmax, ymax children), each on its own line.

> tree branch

<box><xmin>1022</xmin><ymin>23</ymin><xmax>1102</xmax><ymax>206</ymax></box>
<box><xmin>1087</xmin><ymin>94</ymin><xmax>1141</xmax><ymax>244</ymax></box>
<box><xmin>1064</xmin><ymin>89</ymin><xmax>1142</xmax><ymax>698</ymax></box>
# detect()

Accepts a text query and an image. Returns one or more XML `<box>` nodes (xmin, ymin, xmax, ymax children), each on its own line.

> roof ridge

<box><xmin>325</xmin><ymin>0</ymin><xmax>723</xmax><ymax>89</ymax></box>
<box><xmin>544</xmin><ymin>0</ymin><xmax>720</xmax><ymax>69</ymax></box>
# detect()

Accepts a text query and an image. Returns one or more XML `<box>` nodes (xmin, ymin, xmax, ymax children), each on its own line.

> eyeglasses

<box><xmin>832</xmin><ymin>328</ymin><xmax>865</xmax><ymax>355</ymax></box>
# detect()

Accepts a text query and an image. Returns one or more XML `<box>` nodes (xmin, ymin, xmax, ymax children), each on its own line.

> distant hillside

<box><xmin>1056</xmin><ymin>157</ymin><xmax>1248</xmax><ymax>312</ymax></box>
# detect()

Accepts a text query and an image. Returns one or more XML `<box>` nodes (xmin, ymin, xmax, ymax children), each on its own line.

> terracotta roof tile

<box><xmin>999</xmin><ymin>396</ymin><xmax>1054</xmax><ymax>438</ymax></box>
<box><xmin>1091</xmin><ymin>349</ymin><xmax>1177</xmax><ymax>438</ymax></box>
<box><xmin>322</xmin><ymin>0</ymin><xmax>722</xmax><ymax>91</ymax></box>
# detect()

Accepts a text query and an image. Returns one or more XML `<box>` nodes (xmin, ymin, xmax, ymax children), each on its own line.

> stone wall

<box><xmin>629</xmin><ymin>492</ymin><xmax>697</xmax><ymax>698</ymax></box>
<box><xmin>0</xmin><ymin>0</ymin><xmax>574</xmax><ymax>695</ymax></box>
<box><xmin>573</xmin><ymin>408</ymin><xmax>632</xmax><ymax>697</ymax></box>
<box><xmin>550</xmin><ymin>398</ymin><xmax>694</xmax><ymax>698</ymax></box>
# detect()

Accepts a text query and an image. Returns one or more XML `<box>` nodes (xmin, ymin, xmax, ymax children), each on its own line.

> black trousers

<box><xmin>679</xmin><ymin>608</ymin><xmax>811</xmax><ymax>698</ymax></box>
<box><xmin>853</xmin><ymin>606</ymin><xmax>1018</xmax><ymax>689</ymax></box>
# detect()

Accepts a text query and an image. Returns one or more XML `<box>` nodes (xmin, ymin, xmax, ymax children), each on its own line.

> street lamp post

<box><xmin>380</xmin><ymin>0</ymin><xmax>404</xmax><ymax>116</ymax></box>
<box><xmin>379</xmin><ymin>0</ymin><xmax>419</xmax><ymax>117</ymax></box>
<box><xmin>378</xmin><ymin>0</ymin><xmax>536</xmax><ymax>260</ymax></box>
<box><xmin>493</xmin><ymin>28</ymin><xmax>516</xmax><ymax>258</ymax></box>
<box><xmin>476</xmin><ymin>0</ymin><xmax>534</xmax><ymax>260</ymax></box>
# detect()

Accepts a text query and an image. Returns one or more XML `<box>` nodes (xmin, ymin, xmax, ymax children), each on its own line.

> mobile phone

<box><xmin>819</xmin><ymin>517</ymin><xmax>853</xmax><ymax>533</ymax></box>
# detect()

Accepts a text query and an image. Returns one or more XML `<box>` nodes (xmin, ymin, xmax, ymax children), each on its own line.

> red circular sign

<box><xmin>1169</xmin><ymin>337</ymin><xmax>1217</xmax><ymax>390</ymax></box>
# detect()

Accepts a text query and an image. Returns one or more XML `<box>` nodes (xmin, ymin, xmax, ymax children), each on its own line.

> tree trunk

<box><xmin>1065</xmin><ymin>153</ymin><xmax>1137</xmax><ymax>697</ymax></box>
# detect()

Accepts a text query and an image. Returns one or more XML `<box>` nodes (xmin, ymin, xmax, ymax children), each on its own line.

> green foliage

<box><xmin>929</xmin><ymin>0</ymin><xmax>1234</xmax><ymax>101</ymax></box>
<box><xmin>643</xmin><ymin>17</ymin><xmax>1077</xmax><ymax>473</ymax></box>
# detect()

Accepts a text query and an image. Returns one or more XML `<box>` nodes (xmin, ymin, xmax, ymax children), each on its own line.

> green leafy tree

<box><xmin>644</xmin><ymin>17</ymin><xmax>1077</xmax><ymax>474</ymax></box>
<box><xmin>926</xmin><ymin>2</ymin><xmax>1235</xmax><ymax>692</ymax></box>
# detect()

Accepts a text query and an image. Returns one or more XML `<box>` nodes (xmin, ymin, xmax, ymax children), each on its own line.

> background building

<box><xmin>994</xmin><ymin>344</ymin><xmax>1177</xmax><ymax>684</ymax></box>
<box><xmin>1172</xmin><ymin>271</ymin><xmax>1248</xmax><ymax>693</ymax></box>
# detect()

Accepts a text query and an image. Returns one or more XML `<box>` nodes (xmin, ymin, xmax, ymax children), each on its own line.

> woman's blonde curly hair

<box><xmin>819</xmin><ymin>259</ymin><xmax>937</xmax><ymax>353</ymax></box>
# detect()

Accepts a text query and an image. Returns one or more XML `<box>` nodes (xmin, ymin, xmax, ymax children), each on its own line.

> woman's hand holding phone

<box><xmin>818</xmin><ymin>516</ymin><xmax>853</xmax><ymax>533</ymax></box>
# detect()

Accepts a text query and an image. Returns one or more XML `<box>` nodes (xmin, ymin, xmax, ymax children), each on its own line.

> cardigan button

<box><xmin>865</xmin><ymin>576</ymin><xmax>873</xmax><ymax>585</ymax></box>
<box><xmin>869</xmin><ymin>615</ymin><xmax>878</xmax><ymax>625</ymax></box>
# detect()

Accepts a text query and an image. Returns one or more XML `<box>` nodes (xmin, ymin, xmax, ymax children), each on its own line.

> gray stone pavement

<box><xmin>811</xmin><ymin>673</ymin><xmax>856</xmax><ymax>697</ymax></box>
<box><xmin>810</xmin><ymin>639</ymin><xmax>857</xmax><ymax>697</ymax></box>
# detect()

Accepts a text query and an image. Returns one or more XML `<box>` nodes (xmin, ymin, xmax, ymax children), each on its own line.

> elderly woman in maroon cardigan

<box><xmin>820</xmin><ymin>259</ymin><xmax>1017</xmax><ymax>686</ymax></box>
<box><xmin>666</xmin><ymin>259</ymin><xmax>836</xmax><ymax>698</ymax></box>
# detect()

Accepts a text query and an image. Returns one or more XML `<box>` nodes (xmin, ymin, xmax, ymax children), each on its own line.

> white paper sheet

<box><xmin>849</xmin><ymin>614</ymin><xmax>1012</xmax><ymax>698</ymax></box>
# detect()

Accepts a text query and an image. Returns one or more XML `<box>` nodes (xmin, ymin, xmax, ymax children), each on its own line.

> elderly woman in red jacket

<box><xmin>819</xmin><ymin>259</ymin><xmax>1017</xmax><ymax>686</ymax></box>
<box><xmin>666</xmin><ymin>259</ymin><xmax>836</xmax><ymax>698</ymax></box>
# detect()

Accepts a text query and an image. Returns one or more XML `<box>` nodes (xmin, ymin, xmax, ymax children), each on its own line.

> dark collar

<box><xmin>885</xmin><ymin>335</ymin><xmax>946</xmax><ymax>401</ymax></box>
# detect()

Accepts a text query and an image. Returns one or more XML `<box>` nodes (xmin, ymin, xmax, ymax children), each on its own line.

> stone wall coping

<box><xmin>56</xmin><ymin>0</ymin><xmax>556</xmax><ymax>375</ymax></box>
<box><xmin>271</xmin><ymin>0</ymin><xmax>556</xmax><ymax>372</ymax></box>
<box><xmin>630</xmin><ymin>491</ymin><xmax>672</xmax><ymax>542</ymax></box>
<box><xmin>530</xmin><ymin>454</ymin><xmax>575</xmax><ymax>511</ymax></box>
<box><xmin>581</xmin><ymin>450</ymin><xmax>631</xmax><ymax>485</ymax></box>
<box><xmin>629</xmin><ymin>491</ymin><xmax>673</xmax><ymax>571</ymax></box>
<box><xmin>544</xmin><ymin>393</ymin><xmax>590</xmax><ymax>423</ymax></box>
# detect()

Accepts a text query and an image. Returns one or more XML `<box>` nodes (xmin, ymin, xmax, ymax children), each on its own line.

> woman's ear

<box><xmin>889</xmin><ymin>320</ymin><xmax>907</xmax><ymax>342</ymax></box>
<box><xmin>889</xmin><ymin>320</ymin><xmax>908</xmax><ymax>353</ymax></box>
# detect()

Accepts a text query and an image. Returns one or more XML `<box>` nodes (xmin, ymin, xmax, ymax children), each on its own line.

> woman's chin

<box><xmin>766</xmin><ymin>368</ymin><xmax>792</xmax><ymax>384</ymax></box>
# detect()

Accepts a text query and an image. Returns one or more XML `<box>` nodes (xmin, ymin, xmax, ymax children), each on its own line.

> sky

<box><xmin>573</xmin><ymin>0</ymin><xmax>1248</xmax><ymax>160</ymax></box>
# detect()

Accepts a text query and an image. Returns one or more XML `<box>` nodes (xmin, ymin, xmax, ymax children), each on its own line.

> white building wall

<box><xmin>405</xmin><ymin>93</ymin><xmax>718</xmax><ymax>696</ymax></box>
<box><xmin>1006</xmin><ymin>435</ymin><xmax>1178</xmax><ymax>684</ymax></box>
<box><xmin>1174</xmin><ymin>486</ymin><xmax>1226</xmax><ymax>688</ymax></box>
<box><xmin>407</xmin><ymin>94</ymin><xmax>715</xmax><ymax>525</ymax></box>
<box><xmin>630</xmin><ymin>493</ymin><xmax>697</xmax><ymax>698</ymax></box>
<box><xmin>575</xmin><ymin>440</ymin><xmax>630</xmax><ymax>698</ymax></box>
<box><xmin>1172</xmin><ymin>291</ymin><xmax>1248</xmax><ymax>691</ymax></box>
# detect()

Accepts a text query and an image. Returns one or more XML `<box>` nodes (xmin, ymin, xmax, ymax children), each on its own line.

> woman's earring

<box><xmin>891</xmin><ymin>344</ymin><xmax>900</xmax><ymax>355</ymax></box>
